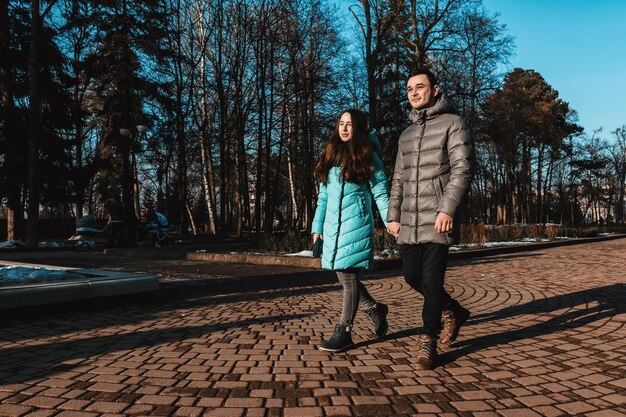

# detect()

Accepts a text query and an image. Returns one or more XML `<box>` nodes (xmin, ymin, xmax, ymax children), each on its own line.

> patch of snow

<box><xmin>483</xmin><ymin>241</ymin><xmax>534</xmax><ymax>247</ymax></box>
<box><xmin>38</xmin><ymin>241</ymin><xmax>71</xmax><ymax>248</ymax></box>
<box><xmin>285</xmin><ymin>250</ymin><xmax>314</xmax><ymax>257</ymax></box>
<box><xmin>0</xmin><ymin>266</ymin><xmax>87</xmax><ymax>285</ymax></box>
<box><xmin>453</xmin><ymin>240</ymin><xmax>544</xmax><ymax>249</ymax></box>
<box><xmin>1</xmin><ymin>240</ymin><xmax>73</xmax><ymax>249</ymax></box>
<box><xmin>0</xmin><ymin>240</ymin><xmax>25</xmax><ymax>249</ymax></box>
<box><xmin>379</xmin><ymin>249</ymin><xmax>400</xmax><ymax>257</ymax></box>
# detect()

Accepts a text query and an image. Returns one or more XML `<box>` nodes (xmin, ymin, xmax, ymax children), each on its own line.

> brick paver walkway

<box><xmin>1</xmin><ymin>239</ymin><xmax>625</xmax><ymax>417</ymax></box>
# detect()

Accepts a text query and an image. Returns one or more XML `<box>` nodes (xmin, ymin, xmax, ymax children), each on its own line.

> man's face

<box><xmin>406</xmin><ymin>74</ymin><xmax>439</xmax><ymax>110</ymax></box>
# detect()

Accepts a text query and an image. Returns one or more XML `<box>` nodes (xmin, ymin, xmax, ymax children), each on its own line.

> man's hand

<box><xmin>387</xmin><ymin>222</ymin><xmax>400</xmax><ymax>239</ymax></box>
<box><xmin>435</xmin><ymin>212</ymin><xmax>453</xmax><ymax>234</ymax></box>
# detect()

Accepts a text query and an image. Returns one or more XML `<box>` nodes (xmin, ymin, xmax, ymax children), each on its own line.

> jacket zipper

<box><xmin>415</xmin><ymin>116</ymin><xmax>426</xmax><ymax>243</ymax></box>
<box><xmin>331</xmin><ymin>178</ymin><xmax>346</xmax><ymax>269</ymax></box>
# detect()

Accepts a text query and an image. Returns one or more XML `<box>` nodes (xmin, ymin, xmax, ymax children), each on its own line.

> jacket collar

<box><xmin>408</xmin><ymin>94</ymin><xmax>454</xmax><ymax>124</ymax></box>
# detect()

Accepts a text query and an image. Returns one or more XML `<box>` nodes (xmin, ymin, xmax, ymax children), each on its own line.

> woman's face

<box><xmin>338</xmin><ymin>112</ymin><xmax>353</xmax><ymax>142</ymax></box>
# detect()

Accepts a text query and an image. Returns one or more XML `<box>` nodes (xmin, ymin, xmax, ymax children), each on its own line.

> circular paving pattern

<box><xmin>1</xmin><ymin>239</ymin><xmax>625</xmax><ymax>417</ymax></box>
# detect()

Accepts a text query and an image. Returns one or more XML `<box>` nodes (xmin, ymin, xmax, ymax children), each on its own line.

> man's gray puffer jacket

<box><xmin>387</xmin><ymin>95</ymin><xmax>473</xmax><ymax>245</ymax></box>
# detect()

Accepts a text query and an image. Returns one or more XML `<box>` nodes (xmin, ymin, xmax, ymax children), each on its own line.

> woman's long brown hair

<box><xmin>315</xmin><ymin>109</ymin><xmax>373</xmax><ymax>184</ymax></box>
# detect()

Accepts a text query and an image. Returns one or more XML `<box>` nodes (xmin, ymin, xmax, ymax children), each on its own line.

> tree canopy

<box><xmin>1</xmin><ymin>0</ymin><xmax>623</xmax><ymax>245</ymax></box>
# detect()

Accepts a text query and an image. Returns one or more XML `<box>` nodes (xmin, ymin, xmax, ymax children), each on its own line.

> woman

<box><xmin>312</xmin><ymin>109</ymin><xmax>391</xmax><ymax>353</ymax></box>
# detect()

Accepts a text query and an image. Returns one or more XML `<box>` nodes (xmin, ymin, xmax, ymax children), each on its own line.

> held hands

<box><xmin>387</xmin><ymin>214</ymin><xmax>452</xmax><ymax>238</ymax></box>
<box><xmin>435</xmin><ymin>212</ymin><xmax>453</xmax><ymax>234</ymax></box>
<box><xmin>312</xmin><ymin>233</ymin><xmax>322</xmax><ymax>243</ymax></box>
<box><xmin>387</xmin><ymin>222</ymin><xmax>400</xmax><ymax>239</ymax></box>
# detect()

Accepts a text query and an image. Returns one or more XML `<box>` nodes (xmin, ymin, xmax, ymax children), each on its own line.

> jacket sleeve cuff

<box><xmin>311</xmin><ymin>224</ymin><xmax>323</xmax><ymax>234</ymax></box>
<box><xmin>438</xmin><ymin>197</ymin><xmax>457</xmax><ymax>217</ymax></box>
<box><xmin>387</xmin><ymin>209</ymin><xmax>401</xmax><ymax>223</ymax></box>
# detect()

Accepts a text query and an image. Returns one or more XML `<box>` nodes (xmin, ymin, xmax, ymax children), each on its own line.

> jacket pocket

<box><xmin>433</xmin><ymin>178</ymin><xmax>443</xmax><ymax>206</ymax></box>
<box><xmin>357</xmin><ymin>197</ymin><xmax>366</xmax><ymax>217</ymax></box>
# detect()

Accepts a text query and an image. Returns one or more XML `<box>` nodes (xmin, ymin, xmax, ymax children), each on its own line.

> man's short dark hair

<box><xmin>409</xmin><ymin>68</ymin><xmax>438</xmax><ymax>87</ymax></box>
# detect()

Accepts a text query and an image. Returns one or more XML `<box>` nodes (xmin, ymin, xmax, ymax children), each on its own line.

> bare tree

<box><xmin>404</xmin><ymin>0</ymin><xmax>477</xmax><ymax>69</ymax></box>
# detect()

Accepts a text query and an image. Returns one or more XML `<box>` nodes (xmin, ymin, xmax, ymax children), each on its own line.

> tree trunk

<box><xmin>1</xmin><ymin>0</ymin><xmax>19</xmax><ymax>240</ymax></box>
<box><xmin>263</xmin><ymin>44</ymin><xmax>276</xmax><ymax>234</ymax></box>
<box><xmin>254</xmin><ymin>33</ymin><xmax>265</xmax><ymax>233</ymax></box>
<box><xmin>280</xmin><ymin>65</ymin><xmax>298</xmax><ymax>228</ymax></box>
<box><xmin>200</xmin><ymin>129</ymin><xmax>217</xmax><ymax>235</ymax></box>
<box><xmin>536</xmin><ymin>145</ymin><xmax>544</xmax><ymax>223</ymax></box>
<box><xmin>361</xmin><ymin>1</ymin><xmax>378</xmax><ymax>130</ymax></box>
<box><xmin>185</xmin><ymin>200</ymin><xmax>198</xmax><ymax>235</ymax></box>
<box><xmin>215</xmin><ymin>3</ymin><xmax>227</xmax><ymax>236</ymax></box>
<box><xmin>175</xmin><ymin>1</ymin><xmax>188</xmax><ymax>235</ymax></box>
<box><xmin>132</xmin><ymin>146</ymin><xmax>141</xmax><ymax>220</ymax></box>
<box><xmin>26</xmin><ymin>0</ymin><xmax>42</xmax><ymax>248</ymax></box>
<box><xmin>196</xmin><ymin>8</ymin><xmax>217</xmax><ymax>235</ymax></box>
<box><xmin>70</xmin><ymin>0</ymin><xmax>86</xmax><ymax>221</ymax></box>
<box><xmin>6</xmin><ymin>207</ymin><xmax>15</xmax><ymax>241</ymax></box>
<box><xmin>75</xmin><ymin>123</ymin><xmax>84</xmax><ymax>220</ymax></box>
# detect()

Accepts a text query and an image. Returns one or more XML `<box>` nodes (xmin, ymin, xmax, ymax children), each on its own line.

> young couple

<box><xmin>311</xmin><ymin>69</ymin><xmax>474</xmax><ymax>370</ymax></box>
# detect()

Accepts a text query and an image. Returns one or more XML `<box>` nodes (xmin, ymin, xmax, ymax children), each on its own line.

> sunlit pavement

<box><xmin>1</xmin><ymin>239</ymin><xmax>625</xmax><ymax>417</ymax></box>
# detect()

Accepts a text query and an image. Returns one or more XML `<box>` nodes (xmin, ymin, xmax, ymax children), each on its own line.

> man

<box><xmin>387</xmin><ymin>69</ymin><xmax>473</xmax><ymax>370</ymax></box>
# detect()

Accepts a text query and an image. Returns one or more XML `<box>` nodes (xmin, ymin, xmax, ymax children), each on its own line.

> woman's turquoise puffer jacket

<box><xmin>311</xmin><ymin>133</ymin><xmax>390</xmax><ymax>270</ymax></box>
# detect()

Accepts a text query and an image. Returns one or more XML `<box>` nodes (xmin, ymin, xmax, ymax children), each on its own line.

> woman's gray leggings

<box><xmin>336</xmin><ymin>269</ymin><xmax>377</xmax><ymax>326</ymax></box>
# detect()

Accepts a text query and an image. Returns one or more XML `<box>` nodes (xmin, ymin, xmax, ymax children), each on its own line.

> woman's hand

<box><xmin>387</xmin><ymin>222</ymin><xmax>400</xmax><ymax>239</ymax></box>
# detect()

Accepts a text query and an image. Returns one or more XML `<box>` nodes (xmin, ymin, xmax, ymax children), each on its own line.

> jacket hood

<box><xmin>408</xmin><ymin>94</ymin><xmax>455</xmax><ymax>124</ymax></box>
<box><xmin>368</xmin><ymin>129</ymin><xmax>382</xmax><ymax>156</ymax></box>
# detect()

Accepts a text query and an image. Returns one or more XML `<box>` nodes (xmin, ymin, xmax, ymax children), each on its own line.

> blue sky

<box><xmin>335</xmin><ymin>0</ymin><xmax>626</xmax><ymax>139</ymax></box>
<box><xmin>482</xmin><ymin>0</ymin><xmax>626</xmax><ymax>137</ymax></box>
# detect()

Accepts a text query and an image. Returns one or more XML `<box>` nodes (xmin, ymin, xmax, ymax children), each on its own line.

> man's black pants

<box><xmin>399</xmin><ymin>243</ymin><xmax>460</xmax><ymax>337</ymax></box>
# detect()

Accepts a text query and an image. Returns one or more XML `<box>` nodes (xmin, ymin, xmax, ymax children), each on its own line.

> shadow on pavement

<box><xmin>1</xmin><ymin>270</ymin><xmax>404</xmax><ymax>345</ymax></box>
<box><xmin>0</xmin><ymin>313</ymin><xmax>312</xmax><ymax>384</ymax></box>
<box><xmin>350</xmin><ymin>326</ymin><xmax>425</xmax><ymax>350</ymax></box>
<box><xmin>349</xmin><ymin>283</ymin><xmax>626</xmax><ymax>364</ymax></box>
<box><xmin>0</xmin><ymin>283</ymin><xmax>339</xmax><ymax>343</ymax></box>
<box><xmin>1</xmin><ymin>270</ymin><xmax>337</xmax><ymax>321</ymax></box>
<box><xmin>438</xmin><ymin>283</ymin><xmax>626</xmax><ymax>366</ymax></box>
<box><xmin>2</xmin><ymin>268</ymin><xmax>403</xmax><ymax>333</ymax></box>
<box><xmin>449</xmin><ymin>252</ymin><xmax>544</xmax><ymax>267</ymax></box>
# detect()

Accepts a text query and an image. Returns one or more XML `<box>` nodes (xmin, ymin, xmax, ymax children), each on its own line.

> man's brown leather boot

<box><xmin>416</xmin><ymin>334</ymin><xmax>438</xmax><ymax>370</ymax></box>
<box><xmin>440</xmin><ymin>306</ymin><xmax>470</xmax><ymax>345</ymax></box>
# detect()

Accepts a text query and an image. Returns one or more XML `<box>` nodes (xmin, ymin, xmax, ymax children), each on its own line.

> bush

<box><xmin>374</xmin><ymin>227</ymin><xmax>398</xmax><ymax>257</ymax></box>
<box><xmin>252</xmin><ymin>223</ymin><xmax>621</xmax><ymax>254</ymax></box>
<box><xmin>559</xmin><ymin>226</ymin><xmax>599</xmax><ymax>238</ymax></box>
<box><xmin>459</xmin><ymin>223</ymin><xmax>617</xmax><ymax>243</ymax></box>
<box><xmin>252</xmin><ymin>229</ymin><xmax>310</xmax><ymax>253</ymax></box>
<box><xmin>460</xmin><ymin>223</ymin><xmax>487</xmax><ymax>245</ymax></box>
